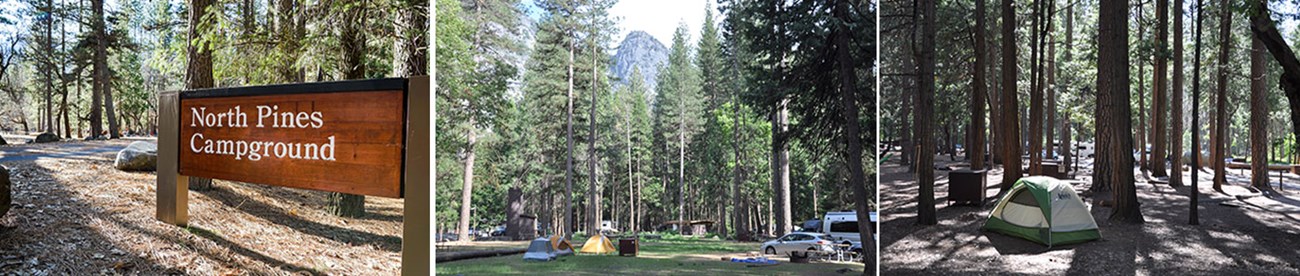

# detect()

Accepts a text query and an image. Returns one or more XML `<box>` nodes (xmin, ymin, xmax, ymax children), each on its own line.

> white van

<box><xmin>821</xmin><ymin>211</ymin><xmax>878</xmax><ymax>246</ymax></box>
<box><xmin>1076</xmin><ymin>141</ymin><xmax>1097</xmax><ymax>158</ymax></box>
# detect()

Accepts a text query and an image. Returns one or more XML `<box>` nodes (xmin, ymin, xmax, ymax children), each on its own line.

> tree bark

<box><xmin>1097</xmin><ymin>0</ymin><xmax>1143</xmax><ymax>223</ymax></box>
<box><xmin>1249</xmin><ymin>0</ymin><xmax>1300</xmax><ymax>179</ymax></box>
<box><xmin>1046</xmin><ymin>12</ymin><xmax>1056</xmax><ymax>162</ymax></box>
<box><xmin>1029</xmin><ymin>0</ymin><xmax>1045</xmax><ymax>175</ymax></box>
<box><xmin>972</xmin><ymin>0</ymin><xmax>987</xmax><ymax>170</ymax></box>
<box><xmin>916</xmin><ymin>0</ymin><xmax>937</xmax><ymax>225</ymax></box>
<box><xmin>1152</xmin><ymin>0</ymin><xmax>1169</xmax><ymax>177</ymax></box>
<box><xmin>186</xmin><ymin>0</ymin><xmax>216</xmax><ymax>191</ymax></box>
<box><xmin>1212</xmin><ymin>0</ymin><xmax>1229</xmax><ymax>193</ymax></box>
<box><xmin>1191</xmin><ymin>0</ymin><xmax>1205</xmax><ymax>225</ymax></box>
<box><xmin>832</xmin><ymin>0</ymin><xmax>874</xmax><ymax>269</ymax></box>
<box><xmin>589</xmin><ymin>33</ymin><xmax>601</xmax><ymax>236</ymax></box>
<box><xmin>565</xmin><ymin>40</ymin><xmax>575</xmax><ymax>240</ymax></box>
<box><xmin>1249</xmin><ymin>31</ymin><xmax>1272</xmax><ymax>192</ymax></box>
<box><xmin>1000</xmin><ymin>0</ymin><xmax>1022</xmax><ymax>194</ymax></box>
<box><xmin>773</xmin><ymin>99</ymin><xmax>791</xmax><ymax>235</ymax></box>
<box><xmin>1171</xmin><ymin>0</ymin><xmax>1186</xmax><ymax>187</ymax></box>
<box><xmin>1137</xmin><ymin>18</ymin><xmax>1147</xmax><ymax>170</ymax></box>
<box><xmin>458</xmin><ymin>120</ymin><xmax>476</xmax><ymax>242</ymax></box>
<box><xmin>328</xmin><ymin>2</ymin><xmax>368</xmax><ymax>217</ymax></box>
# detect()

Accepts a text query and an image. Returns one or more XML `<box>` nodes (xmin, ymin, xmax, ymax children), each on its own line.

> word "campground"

<box><xmin>188</xmin><ymin>105</ymin><xmax>337</xmax><ymax>161</ymax></box>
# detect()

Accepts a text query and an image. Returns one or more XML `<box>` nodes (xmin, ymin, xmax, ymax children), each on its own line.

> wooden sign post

<box><xmin>156</xmin><ymin>77</ymin><xmax>429</xmax><ymax>275</ymax></box>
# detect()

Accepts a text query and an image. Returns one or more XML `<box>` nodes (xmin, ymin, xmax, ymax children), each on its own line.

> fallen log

<box><xmin>435</xmin><ymin>248</ymin><xmax>526</xmax><ymax>263</ymax></box>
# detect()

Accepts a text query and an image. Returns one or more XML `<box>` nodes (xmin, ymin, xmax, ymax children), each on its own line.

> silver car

<box><xmin>761</xmin><ymin>232</ymin><xmax>836</xmax><ymax>256</ymax></box>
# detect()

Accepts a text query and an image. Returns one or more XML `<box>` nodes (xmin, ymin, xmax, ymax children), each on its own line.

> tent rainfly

<box><xmin>579</xmin><ymin>234</ymin><xmax>617</xmax><ymax>254</ymax></box>
<box><xmin>523</xmin><ymin>236</ymin><xmax>574</xmax><ymax>261</ymax></box>
<box><xmin>982</xmin><ymin>176</ymin><xmax>1101</xmax><ymax>246</ymax></box>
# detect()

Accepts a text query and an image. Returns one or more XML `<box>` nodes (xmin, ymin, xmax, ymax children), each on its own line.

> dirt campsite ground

<box><xmin>0</xmin><ymin>136</ymin><xmax>404</xmax><ymax>275</ymax></box>
<box><xmin>880</xmin><ymin>152</ymin><xmax>1300</xmax><ymax>275</ymax></box>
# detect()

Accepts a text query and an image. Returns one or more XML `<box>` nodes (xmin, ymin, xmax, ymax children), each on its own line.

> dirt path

<box><xmin>0</xmin><ymin>139</ymin><xmax>404</xmax><ymax>275</ymax></box>
<box><xmin>881</xmin><ymin>153</ymin><xmax>1300</xmax><ymax>275</ymax></box>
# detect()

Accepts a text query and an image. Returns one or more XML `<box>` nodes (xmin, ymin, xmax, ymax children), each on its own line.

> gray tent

<box><xmin>523</xmin><ymin>238</ymin><xmax>556</xmax><ymax>261</ymax></box>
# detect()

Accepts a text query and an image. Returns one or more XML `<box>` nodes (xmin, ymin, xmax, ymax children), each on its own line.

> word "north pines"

<box><xmin>189</xmin><ymin>105</ymin><xmax>324</xmax><ymax>129</ymax></box>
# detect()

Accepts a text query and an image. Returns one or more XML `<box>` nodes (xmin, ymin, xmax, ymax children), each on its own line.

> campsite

<box><xmin>436</xmin><ymin>0</ymin><xmax>875</xmax><ymax>273</ymax></box>
<box><xmin>880</xmin><ymin>0</ymin><xmax>1300</xmax><ymax>273</ymax></box>
<box><xmin>436</xmin><ymin>234</ymin><xmax>865</xmax><ymax>275</ymax></box>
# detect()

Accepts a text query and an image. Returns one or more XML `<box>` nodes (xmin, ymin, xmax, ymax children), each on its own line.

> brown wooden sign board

<box><xmin>157</xmin><ymin>77</ymin><xmax>429</xmax><ymax>275</ymax></box>
<box><xmin>179</xmin><ymin>88</ymin><xmax>406</xmax><ymax>198</ymax></box>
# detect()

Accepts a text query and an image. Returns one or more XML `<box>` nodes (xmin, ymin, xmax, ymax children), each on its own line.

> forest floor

<box><xmin>0</xmin><ymin>137</ymin><xmax>405</xmax><ymax>275</ymax></box>
<box><xmin>436</xmin><ymin>236</ymin><xmax>866</xmax><ymax>275</ymax></box>
<box><xmin>880</xmin><ymin>152</ymin><xmax>1300</xmax><ymax>275</ymax></box>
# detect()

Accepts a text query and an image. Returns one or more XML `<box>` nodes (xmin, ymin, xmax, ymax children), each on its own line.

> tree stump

<box><xmin>189</xmin><ymin>177</ymin><xmax>214</xmax><ymax>191</ymax></box>
<box><xmin>328</xmin><ymin>192</ymin><xmax>366</xmax><ymax>217</ymax></box>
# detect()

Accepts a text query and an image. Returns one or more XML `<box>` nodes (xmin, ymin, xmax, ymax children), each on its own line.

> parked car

<box><xmin>437</xmin><ymin>233</ymin><xmax>458</xmax><ymax>242</ymax></box>
<box><xmin>761</xmin><ymin>232</ymin><xmax>836</xmax><ymax>256</ymax></box>
<box><xmin>490</xmin><ymin>225</ymin><xmax>507</xmax><ymax>237</ymax></box>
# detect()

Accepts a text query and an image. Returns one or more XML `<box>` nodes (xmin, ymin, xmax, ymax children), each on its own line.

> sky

<box><xmin>521</xmin><ymin>0</ymin><xmax>712</xmax><ymax>48</ymax></box>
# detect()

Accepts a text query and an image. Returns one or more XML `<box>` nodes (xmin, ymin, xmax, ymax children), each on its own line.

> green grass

<box><xmin>436</xmin><ymin>237</ymin><xmax>864</xmax><ymax>275</ymax></box>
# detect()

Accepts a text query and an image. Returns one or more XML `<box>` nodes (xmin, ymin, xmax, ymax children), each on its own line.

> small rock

<box><xmin>30</xmin><ymin>133</ymin><xmax>59</xmax><ymax>143</ymax></box>
<box><xmin>114</xmin><ymin>142</ymin><xmax>158</xmax><ymax>171</ymax></box>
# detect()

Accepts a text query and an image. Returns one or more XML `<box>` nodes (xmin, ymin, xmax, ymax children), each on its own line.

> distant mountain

<box><xmin>609</xmin><ymin>31</ymin><xmax>668</xmax><ymax>92</ymax></box>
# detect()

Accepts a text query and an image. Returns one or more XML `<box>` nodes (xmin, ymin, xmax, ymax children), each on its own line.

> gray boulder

<box><xmin>0</xmin><ymin>166</ymin><xmax>9</xmax><ymax>218</ymax></box>
<box><xmin>115</xmin><ymin>141</ymin><xmax>158</xmax><ymax>171</ymax></box>
<box><xmin>31</xmin><ymin>132</ymin><xmax>59</xmax><ymax>143</ymax></box>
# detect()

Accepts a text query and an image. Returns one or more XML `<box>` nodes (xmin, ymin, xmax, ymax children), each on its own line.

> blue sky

<box><xmin>521</xmin><ymin>0</ymin><xmax>711</xmax><ymax>47</ymax></box>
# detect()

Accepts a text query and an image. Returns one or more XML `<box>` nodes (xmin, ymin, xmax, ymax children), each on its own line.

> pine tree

<box><xmin>655</xmin><ymin>23</ymin><xmax>704</xmax><ymax>232</ymax></box>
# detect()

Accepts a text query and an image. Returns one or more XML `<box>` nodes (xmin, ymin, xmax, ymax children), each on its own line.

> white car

<box><xmin>761</xmin><ymin>232</ymin><xmax>836</xmax><ymax>256</ymax></box>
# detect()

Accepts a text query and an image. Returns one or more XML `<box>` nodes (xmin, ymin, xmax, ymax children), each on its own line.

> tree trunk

<box><xmin>1249</xmin><ymin>30</ymin><xmax>1272</xmax><ymax>192</ymax></box>
<box><xmin>1045</xmin><ymin>0</ymin><xmax>1055</xmax><ymax>161</ymax></box>
<box><xmin>679</xmin><ymin>115</ymin><xmax>687</xmax><ymax>232</ymax></box>
<box><xmin>1171</xmin><ymin>0</ymin><xmax>1186</xmax><ymax>187</ymax></box>
<box><xmin>589</xmin><ymin>37</ymin><xmax>601</xmax><ymax>236</ymax></box>
<box><xmin>729</xmin><ymin>41</ymin><xmax>750</xmax><ymax>241</ymax></box>
<box><xmin>1046</xmin><ymin>20</ymin><xmax>1056</xmax><ymax>162</ymax></box>
<box><xmin>1028</xmin><ymin>0</ymin><xmax>1044</xmax><ymax>175</ymax></box>
<box><xmin>565</xmin><ymin>40</ymin><xmax>576</xmax><ymax>240</ymax></box>
<box><xmin>773</xmin><ymin>98</ymin><xmax>792</xmax><ymax>236</ymax></box>
<box><xmin>458</xmin><ymin>122</ymin><xmax>477</xmax><ymax>242</ymax></box>
<box><xmin>186</xmin><ymin>0</ymin><xmax>216</xmax><ymax>191</ymax></box>
<box><xmin>830</xmin><ymin>0</ymin><xmax>875</xmax><ymax>269</ymax></box>
<box><xmin>1249</xmin><ymin>0</ymin><xmax>1300</xmax><ymax>181</ymax></box>
<box><xmin>328</xmin><ymin>2</ymin><xmax>368</xmax><ymax>217</ymax></box>
<box><xmin>916</xmin><ymin>0</ymin><xmax>937</xmax><ymax>225</ymax></box>
<box><xmin>1212</xmin><ymin>0</ymin><xmax>1230</xmax><ymax>193</ymax></box>
<box><xmin>1098</xmin><ymin>0</ymin><xmax>1143</xmax><ymax>223</ymax></box>
<box><xmin>1152</xmin><ymin>0</ymin><xmax>1170</xmax><ymax>177</ymax></box>
<box><xmin>1000</xmin><ymin>0</ymin><xmax>1022</xmax><ymax>195</ymax></box>
<box><xmin>1137</xmin><ymin>20</ymin><xmax>1147</xmax><ymax>170</ymax></box>
<box><xmin>1191</xmin><ymin>0</ymin><xmax>1205</xmax><ymax>225</ymax></box>
<box><xmin>90</xmin><ymin>0</ymin><xmax>105</xmax><ymax>138</ymax></box>
<box><xmin>986</xmin><ymin>13</ymin><xmax>1001</xmax><ymax>168</ymax></box>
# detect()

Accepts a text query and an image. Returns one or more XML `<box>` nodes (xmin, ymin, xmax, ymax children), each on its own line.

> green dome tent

<box><xmin>982</xmin><ymin>176</ymin><xmax>1101</xmax><ymax>246</ymax></box>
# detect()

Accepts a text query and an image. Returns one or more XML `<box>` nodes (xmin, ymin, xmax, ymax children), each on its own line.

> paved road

<box><xmin>0</xmin><ymin>134</ymin><xmax>155</xmax><ymax>163</ymax></box>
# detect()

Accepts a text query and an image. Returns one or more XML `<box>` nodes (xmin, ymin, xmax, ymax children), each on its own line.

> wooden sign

<box><xmin>177</xmin><ymin>79</ymin><xmax>407</xmax><ymax>198</ymax></box>
<box><xmin>157</xmin><ymin>77</ymin><xmax>428</xmax><ymax>275</ymax></box>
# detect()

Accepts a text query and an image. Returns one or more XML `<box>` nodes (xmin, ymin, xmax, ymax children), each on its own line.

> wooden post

<box><xmin>402</xmin><ymin>76</ymin><xmax>430</xmax><ymax>275</ymax></box>
<box><xmin>156</xmin><ymin>91</ymin><xmax>189</xmax><ymax>226</ymax></box>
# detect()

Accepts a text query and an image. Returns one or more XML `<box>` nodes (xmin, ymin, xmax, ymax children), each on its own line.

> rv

<box><xmin>821</xmin><ymin>211</ymin><xmax>878</xmax><ymax>246</ymax></box>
